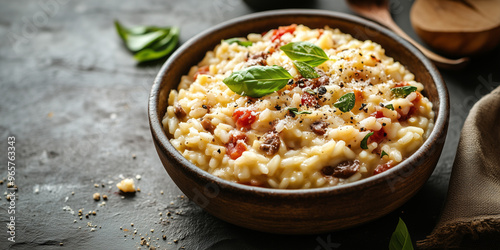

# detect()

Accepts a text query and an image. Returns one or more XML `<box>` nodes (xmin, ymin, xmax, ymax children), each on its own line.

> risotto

<box><xmin>163</xmin><ymin>24</ymin><xmax>434</xmax><ymax>189</ymax></box>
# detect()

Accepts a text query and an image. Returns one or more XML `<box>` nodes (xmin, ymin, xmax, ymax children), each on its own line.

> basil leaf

<box><xmin>134</xmin><ymin>27</ymin><xmax>179</xmax><ymax>62</ymax></box>
<box><xmin>115</xmin><ymin>21</ymin><xmax>168</xmax><ymax>52</ymax></box>
<box><xmin>223</xmin><ymin>65</ymin><xmax>293</xmax><ymax>98</ymax></box>
<box><xmin>385</xmin><ymin>104</ymin><xmax>395</xmax><ymax>110</ymax></box>
<box><xmin>293</xmin><ymin>61</ymin><xmax>321</xmax><ymax>79</ymax></box>
<box><xmin>391</xmin><ymin>86</ymin><xmax>417</xmax><ymax>98</ymax></box>
<box><xmin>389</xmin><ymin>218</ymin><xmax>414</xmax><ymax>250</ymax></box>
<box><xmin>280</xmin><ymin>41</ymin><xmax>329</xmax><ymax>67</ymax></box>
<box><xmin>286</xmin><ymin>107</ymin><xmax>312</xmax><ymax>115</ymax></box>
<box><xmin>334</xmin><ymin>93</ymin><xmax>356</xmax><ymax>112</ymax></box>
<box><xmin>114</xmin><ymin>20</ymin><xmax>180</xmax><ymax>62</ymax></box>
<box><xmin>361</xmin><ymin>132</ymin><xmax>374</xmax><ymax>149</ymax></box>
<box><xmin>381</xmin><ymin>150</ymin><xmax>389</xmax><ymax>158</ymax></box>
<box><xmin>224</xmin><ymin>38</ymin><xmax>253</xmax><ymax>47</ymax></box>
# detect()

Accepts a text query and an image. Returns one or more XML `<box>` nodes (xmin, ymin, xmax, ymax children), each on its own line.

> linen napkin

<box><xmin>418</xmin><ymin>86</ymin><xmax>500</xmax><ymax>248</ymax></box>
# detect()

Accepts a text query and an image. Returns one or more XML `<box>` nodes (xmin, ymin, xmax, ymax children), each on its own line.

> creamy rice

<box><xmin>163</xmin><ymin>24</ymin><xmax>434</xmax><ymax>189</ymax></box>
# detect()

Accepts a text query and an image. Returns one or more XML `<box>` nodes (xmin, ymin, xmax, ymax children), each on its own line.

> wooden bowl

<box><xmin>149</xmin><ymin>10</ymin><xmax>449</xmax><ymax>234</ymax></box>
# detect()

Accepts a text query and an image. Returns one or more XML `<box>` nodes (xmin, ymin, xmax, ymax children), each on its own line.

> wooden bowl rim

<box><xmin>149</xmin><ymin>9</ymin><xmax>449</xmax><ymax>197</ymax></box>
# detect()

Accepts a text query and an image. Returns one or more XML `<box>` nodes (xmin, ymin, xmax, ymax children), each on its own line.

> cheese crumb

<box><xmin>116</xmin><ymin>178</ymin><xmax>136</xmax><ymax>193</ymax></box>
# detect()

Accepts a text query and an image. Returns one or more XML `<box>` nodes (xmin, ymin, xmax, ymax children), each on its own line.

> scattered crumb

<box><xmin>71</xmin><ymin>191</ymin><xmax>75</xmax><ymax>195</ymax></box>
<box><xmin>137</xmin><ymin>188</ymin><xmax>141</xmax><ymax>192</ymax></box>
<box><xmin>93</xmin><ymin>193</ymin><xmax>101</xmax><ymax>201</ymax></box>
<box><xmin>102</xmin><ymin>195</ymin><xmax>108</xmax><ymax>200</ymax></box>
<box><xmin>48</xmin><ymin>112</ymin><xmax>54</xmax><ymax>118</ymax></box>
<box><xmin>94</xmin><ymin>183</ymin><xmax>99</xmax><ymax>188</ymax></box>
<box><xmin>162</xmin><ymin>235</ymin><xmax>166</xmax><ymax>240</ymax></box>
<box><xmin>132</xmin><ymin>154</ymin><xmax>136</xmax><ymax>159</ymax></box>
<box><xmin>116</xmin><ymin>178</ymin><xmax>136</xmax><ymax>193</ymax></box>
<box><xmin>136</xmin><ymin>175</ymin><xmax>141</xmax><ymax>180</ymax></box>
<box><xmin>62</xmin><ymin>205</ymin><xmax>75</xmax><ymax>215</ymax></box>
<box><xmin>59</xmin><ymin>242</ymin><xmax>63</xmax><ymax>246</ymax></box>
<box><xmin>160</xmin><ymin>190</ymin><xmax>164</xmax><ymax>195</ymax></box>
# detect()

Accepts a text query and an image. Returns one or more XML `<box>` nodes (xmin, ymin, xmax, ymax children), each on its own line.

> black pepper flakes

<box><xmin>359</xmin><ymin>103</ymin><xmax>367</xmax><ymax>110</ymax></box>
<box><xmin>202</xmin><ymin>104</ymin><xmax>208</xmax><ymax>109</ymax></box>
<box><xmin>275</xmin><ymin>105</ymin><xmax>281</xmax><ymax>110</ymax></box>
<box><xmin>318</xmin><ymin>86</ymin><xmax>327</xmax><ymax>95</ymax></box>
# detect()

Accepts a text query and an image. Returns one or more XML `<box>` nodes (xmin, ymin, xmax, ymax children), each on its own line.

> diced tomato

<box><xmin>193</xmin><ymin>65</ymin><xmax>210</xmax><ymax>81</ymax></box>
<box><xmin>371</xmin><ymin>110</ymin><xmax>385</xmax><ymax>119</ymax></box>
<box><xmin>398</xmin><ymin>93</ymin><xmax>422</xmax><ymax>121</ymax></box>
<box><xmin>412</xmin><ymin>92</ymin><xmax>422</xmax><ymax>103</ymax></box>
<box><xmin>368</xmin><ymin>128</ymin><xmax>386</xmax><ymax>144</ymax></box>
<box><xmin>226</xmin><ymin>132</ymin><xmax>247</xmax><ymax>160</ymax></box>
<box><xmin>318</xmin><ymin>29</ymin><xmax>324</xmax><ymax>38</ymax></box>
<box><xmin>233</xmin><ymin>108</ymin><xmax>258</xmax><ymax>130</ymax></box>
<box><xmin>366</xmin><ymin>111</ymin><xmax>387</xmax><ymax>143</ymax></box>
<box><xmin>374</xmin><ymin>161</ymin><xmax>393</xmax><ymax>175</ymax></box>
<box><xmin>301</xmin><ymin>93</ymin><xmax>318</xmax><ymax>107</ymax></box>
<box><xmin>271</xmin><ymin>24</ymin><xmax>297</xmax><ymax>42</ymax></box>
<box><xmin>395</xmin><ymin>82</ymin><xmax>409</xmax><ymax>87</ymax></box>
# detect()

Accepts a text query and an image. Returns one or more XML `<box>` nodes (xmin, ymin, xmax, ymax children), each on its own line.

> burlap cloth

<box><xmin>418</xmin><ymin>86</ymin><xmax>500</xmax><ymax>248</ymax></box>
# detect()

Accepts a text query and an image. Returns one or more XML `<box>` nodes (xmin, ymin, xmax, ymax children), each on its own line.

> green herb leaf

<box><xmin>385</xmin><ymin>104</ymin><xmax>395</xmax><ymax>110</ymax></box>
<box><xmin>280</xmin><ymin>41</ymin><xmax>329</xmax><ymax>67</ymax></box>
<box><xmin>391</xmin><ymin>86</ymin><xmax>417</xmax><ymax>98</ymax></box>
<box><xmin>223</xmin><ymin>38</ymin><xmax>253</xmax><ymax>47</ymax></box>
<box><xmin>286</xmin><ymin>107</ymin><xmax>312</xmax><ymax>115</ymax></box>
<box><xmin>223</xmin><ymin>65</ymin><xmax>293</xmax><ymax>98</ymax></box>
<box><xmin>134</xmin><ymin>27</ymin><xmax>179</xmax><ymax>63</ymax></box>
<box><xmin>389</xmin><ymin>218</ymin><xmax>414</xmax><ymax>250</ymax></box>
<box><xmin>334</xmin><ymin>93</ymin><xmax>356</xmax><ymax>112</ymax></box>
<box><xmin>293</xmin><ymin>61</ymin><xmax>321</xmax><ymax>79</ymax></box>
<box><xmin>114</xmin><ymin>20</ymin><xmax>180</xmax><ymax>62</ymax></box>
<box><xmin>361</xmin><ymin>132</ymin><xmax>374</xmax><ymax>149</ymax></box>
<box><xmin>381</xmin><ymin>150</ymin><xmax>389</xmax><ymax>158</ymax></box>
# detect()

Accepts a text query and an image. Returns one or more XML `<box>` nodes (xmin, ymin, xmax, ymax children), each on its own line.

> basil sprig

<box><xmin>114</xmin><ymin>20</ymin><xmax>179</xmax><ymax>63</ymax></box>
<box><xmin>286</xmin><ymin>107</ymin><xmax>312</xmax><ymax>115</ymax></box>
<box><xmin>223</xmin><ymin>38</ymin><xmax>253</xmax><ymax>47</ymax></box>
<box><xmin>334</xmin><ymin>93</ymin><xmax>356</xmax><ymax>112</ymax></box>
<box><xmin>391</xmin><ymin>86</ymin><xmax>417</xmax><ymax>98</ymax></box>
<box><xmin>292</xmin><ymin>61</ymin><xmax>320</xmax><ymax>79</ymax></box>
<box><xmin>381</xmin><ymin>150</ymin><xmax>389</xmax><ymax>158</ymax></box>
<box><xmin>280</xmin><ymin>42</ymin><xmax>329</xmax><ymax>67</ymax></box>
<box><xmin>389</xmin><ymin>218</ymin><xmax>414</xmax><ymax>250</ymax></box>
<box><xmin>385</xmin><ymin>104</ymin><xmax>395</xmax><ymax>110</ymax></box>
<box><xmin>360</xmin><ymin>132</ymin><xmax>374</xmax><ymax>149</ymax></box>
<box><xmin>223</xmin><ymin>65</ymin><xmax>293</xmax><ymax>98</ymax></box>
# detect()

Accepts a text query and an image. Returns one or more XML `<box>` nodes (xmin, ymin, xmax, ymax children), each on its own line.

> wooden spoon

<box><xmin>346</xmin><ymin>0</ymin><xmax>469</xmax><ymax>69</ymax></box>
<box><xmin>411</xmin><ymin>0</ymin><xmax>500</xmax><ymax>57</ymax></box>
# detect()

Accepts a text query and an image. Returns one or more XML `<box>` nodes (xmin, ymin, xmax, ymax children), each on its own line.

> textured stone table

<box><xmin>1</xmin><ymin>0</ymin><xmax>499</xmax><ymax>249</ymax></box>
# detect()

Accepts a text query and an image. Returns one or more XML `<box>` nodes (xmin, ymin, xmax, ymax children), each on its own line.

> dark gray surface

<box><xmin>0</xmin><ymin>0</ymin><xmax>499</xmax><ymax>249</ymax></box>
